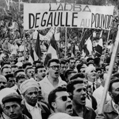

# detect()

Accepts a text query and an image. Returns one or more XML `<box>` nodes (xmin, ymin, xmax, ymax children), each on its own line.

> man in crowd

<box><xmin>35</xmin><ymin>65</ymin><xmax>46</xmax><ymax>81</ymax></box>
<box><xmin>20</xmin><ymin>79</ymin><xmax>51</xmax><ymax>119</ymax></box>
<box><xmin>0</xmin><ymin>75</ymin><xmax>7</xmax><ymax>90</ymax></box>
<box><xmin>93</xmin><ymin>73</ymin><xmax>111</xmax><ymax>109</ymax></box>
<box><xmin>48</xmin><ymin>86</ymin><xmax>73</xmax><ymax>115</ymax></box>
<box><xmin>25</xmin><ymin>66</ymin><xmax>35</xmax><ymax>79</ymax></box>
<box><xmin>5</xmin><ymin>73</ymin><xmax>15</xmax><ymax>88</ymax></box>
<box><xmin>85</xmin><ymin>65</ymin><xmax>97</xmax><ymax>94</ymax></box>
<box><xmin>1</xmin><ymin>66</ymin><xmax>11</xmax><ymax>76</ymax></box>
<box><xmin>0</xmin><ymin>88</ymin><xmax>30</xmax><ymax>119</ymax></box>
<box><xmin>60</xmin><ymin>60</ymin><xmax>67</xmax><ymax>81</ymax></box>
<box><xmin>40</xmin><ymin>59</ymin><xmax>66</xmax><ymax>102</ymax></box>
<box><xmin>67</xmin><ymin>74</ymin><xmax>96</xmax><ymax>119</ymax></box>
<box><xmin>96</xmin><ymin>74</ymin><xmax>119</xmax><ymax>119</ymax></box>
<box><xmin>11</xmin><ymin>65</ymin><xmax>18</xmax><ymax>74</ymax></box>
<box><xmin>68</xmin><ymin>57</ymin><xmax>75</xmax><ymax>70</ymax></box>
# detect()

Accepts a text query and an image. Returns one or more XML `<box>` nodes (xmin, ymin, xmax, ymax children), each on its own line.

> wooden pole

<box><xmin>65</xmin><ymin>27</ymin><xmax>67</xmax><ymax>58</ymax></box>
<box><xmin>98</xmin><ymin>26</ymin><xmax>119</xmax><ymax>114</ymax></box>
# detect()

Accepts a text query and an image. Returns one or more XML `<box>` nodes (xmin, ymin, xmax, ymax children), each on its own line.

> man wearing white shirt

<box><xmin>40</xmin><ymin>59</ymin><xmax>66</xmax><ymax>102</ymax></box>
<box><xmin>20</xmin><ymin>79</ymin><xmax>51</xmax><ymax>119</ymax></box>
<box><xmin>93</xmin><ymin>73</ymin><xmax>111</xmax><ymax>109</ymax></box>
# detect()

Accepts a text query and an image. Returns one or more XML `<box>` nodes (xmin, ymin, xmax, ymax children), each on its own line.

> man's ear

<box><xmin>51</xmin><ymin>102</ymin><xmax>56</xmax><ymax>110</ymax></box>
<box><xmin>109</xmin><ymin>91</ymin><xmax>112</xmax><ymax>98</ymax></box>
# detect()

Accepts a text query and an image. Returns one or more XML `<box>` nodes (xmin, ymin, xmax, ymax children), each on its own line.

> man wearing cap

<box><xmin>0</xmin><ymin>89</ymin><xmax>30</xmax><ymax>119</ymax></box>
<box><xmin>20</xmin><ymin>79</ymin><xmax>51</xmax><ymax>119</ymax></box>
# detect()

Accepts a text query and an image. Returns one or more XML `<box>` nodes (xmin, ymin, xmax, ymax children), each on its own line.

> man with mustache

<box><xmin>48</xmin><ymin>86</ymin><xmax>73</xmax><ymax>115</ymax></box>
<box><xmin>20</xmin><ymin>79</ymin><xmax>51</xmax><ymax>119</ymax></box>
<box><xmin>67</xmin><ymin>74</ymin><xmax>96</xmax><ymax>119</ymax></box>
<box><xmin>40</xmin><ymin>59</ymin><xmax>66</xmax><ymax>102</ymax></box>
<box><xmin>0</xmin><ymin>92</ymin><xmax>30</xmax><ymax>119</ymax></box>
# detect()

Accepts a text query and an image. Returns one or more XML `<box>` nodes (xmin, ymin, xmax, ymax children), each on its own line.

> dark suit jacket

<box><xmin>22</xmin><ymin>101</ymin><xmax>51</xmax><ymax>119</ymax></box>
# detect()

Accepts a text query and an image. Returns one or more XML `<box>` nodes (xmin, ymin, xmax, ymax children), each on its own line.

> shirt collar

<box><xmin>112</xmin><ymin>100</ymin><xmax>119</xmax><ymax>114</ymax></box>
<box><xmin>25</xmin><ymin>101</ymin><xmax>38</xmax><ymax>111</ymax></box>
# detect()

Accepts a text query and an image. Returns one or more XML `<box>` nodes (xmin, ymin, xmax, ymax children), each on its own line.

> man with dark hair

<box><xmin>11</xmin><ymin>65</ymin><xmax>18</xmax><ymax>74</ymax></box>
<box><xmin>5</xmin><ymin>73</ymin><xmax>15</xmax><ymax>88</ymax></box>
<box><xmin>67</xmin><ymin>74</ymin><xmax>96</xmax><ymax>119</ymax></box>
<box><xmin>25</xmin><ymin>66</ymin><xmax>35</xmax><ymax>79</ymax></box>
<box><xmin>22</xmin><ymin>62</ymin><xmax>32</xmax><ymax>69</ymax></box>
<box><xmin>35</xmin><ymin>65</ymin><xmax>46</xmax><ymax>81</ymax></box>
<box><xmin>40</xmin><ymin>59</ymin><xmax>66</xmax><ymax>102</ymax></box>
<box><xmin>96</xmin><ymin>74</ymin><xmax>119</xmax><ymax>119</ymax></box>
<box><xmin>48</xmin><ymin>86</ymin><xmax>72</xmax><ymax>115</ymax></box>
<box><xmin>14</xmin><ymin>69</ymin><xmax>25</xmax><ymax>78</ymax></box>
<box><xmin>33</xmin><ymin>60</ymin><xmax>43</xmax><ymax>67</ymax></box>
<box><xmin>1</xmin><ymin>66</ymin><xmax>11</xmax><ymax>76</ymax></box>
<box><xmin>60</xmin><ymin>60</ymin><xmax>67</xmax><ymax>81</ymax></box>
<box><xmin>65</xmin><ymin>70</ymin><xmax>77</xmax><ymax>82</ymax></box>
<box><xmin>68</xmin><ymin>57</ymin><xmax>75</xmax><ymax>70</ymax></box>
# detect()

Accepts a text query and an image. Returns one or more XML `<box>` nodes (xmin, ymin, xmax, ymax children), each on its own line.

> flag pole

<box><xmin>98</xmin><ymin>26</ymin><xmax>119</xmax><ymax>114</ymax></box>
<box><xmin>65</xmin><ymin>27</ymin><xmax>67</xmax><ymax>58</ymax></box>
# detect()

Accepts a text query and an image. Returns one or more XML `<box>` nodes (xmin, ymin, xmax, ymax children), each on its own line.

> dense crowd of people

<box><xmin>0</xmin><ymin>4</ymin><xmax>119</xmax><ymax>119</ymax></box>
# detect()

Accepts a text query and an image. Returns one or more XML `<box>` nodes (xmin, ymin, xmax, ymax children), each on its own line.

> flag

<box><xmin>44</xmin><ymin>34</ymin><xmax>59</xmax><ymax>66</ymax></box>
<box><xmin>35</xmin><ymin>33</ymin><xmax>42</xmax><ymax>60</ymax></box>
<box><xmin>79</xmin><ymin>29</ymin><xmax>92</xmax><ymax>51</ymax></box>
<box><xmin>28</xmin><ymin>45</ymin><xmax>39</xmax><ymax>64</ymax></box>
<box><xmin>85</xmin><ymin>37</ymin><xmax>93</xmax><ymax>55</ymax></box>
<box><xmin>48</xmin><ymin>34</ymin><xmax>59</xmax><ymax>58</ymax></box>
<box><xmin>95</xmin><ymin>38</ymin><xmax>103</xmax><ymax>57</ymax></box>
<box><xmin>28</xmin><ymin>46</ymin><xmax>34</xmax><ymax>64</ymax></box>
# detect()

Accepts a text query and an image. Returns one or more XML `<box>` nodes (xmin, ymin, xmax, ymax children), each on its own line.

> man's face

<box><xmin>26</xmin><ymin>68</ymin><xmax>35</xmax><ymax>78</ymax></box>
<box><xmin>73</xmin><ymin>83</ymin><xmax>87</xmax><ymax>106</ymax></box>
<box><xmin>37</xmin><ymin>68</ymin><xmax>46</xmax><ymax>80</ymax></box>
<box><xmin>54</xmin><ymin>91</ymin><xmax>72</xmax><ymax>115</ymax></box>
<box><xmin>110</xmin><ymin>82</ymin><xmax>119</xmax><ymax>104</ymax></box>
<box><xmin>80</xmin><ymin>67</ymin><xmax>86</xmax><ymax>74</ymax></box>
<box><xmin>87</xmin><ymin>67</ymin><xmax>96</xmax><ymax>81</ymax></box>
<box><xmin>75</xmin><ymin>60</ymin><xmax>80</xmax><ymax>67</ymax></box>
<box><xmin>69</xmin><ymin>60</ymin><xmax>75</xmax><ymax>70</ymax></box>
<box><xmin>0</xmin><ymin>77</ymin><xmax>7</xmax><ymax>90</ymax></box>
<box><xmin>48</xmin><ymin>62</ymin><xmax>60</xmax><ymax>79</ymax></box>
<box><xmin>7</xmin><ymin>77</ymin><xmax>15</xmax><ymax>88</ymax></box>
<box><xmin>24</xmin><ymin>87</ymin><xmax>38</xmax><ymax>106</ymax></box>
<box><xmin>2</xmin><ymin>68</ymin><xmax>11</xmax><ymax>76</ymax></box>
<box><xmin>3</xmin><ymin>101</ymin><xmax>22</xmax><ymax>119</ymax></box>
<box><xmin>60</xmin><ymin>64</ymin><xmax>66</xmax><ymax>74</ymax></box>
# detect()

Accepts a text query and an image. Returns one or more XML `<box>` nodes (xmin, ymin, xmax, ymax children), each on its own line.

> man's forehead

<box><xmin>50</xmin><ymin>62</ymin><xmax>60</xmax><ymax>65</ymax></box>
<box><xmin>74</xmin><ymin>83</ymin><xmax>86</xmax><ymax>88</ymax></box>
<box><xmin>56</xmin><ymin>91</ymin><xmax>69</xmax><ymax>97</ymax></box>
<box><xmin>4</xmin><ymin>101</ymin><xmax>19</xmax><ymax>106</ymax></box>
<box><xmin>112</xmin><ymin>82</ymin><xmax>119</xmax><ymax>89</ymax></box>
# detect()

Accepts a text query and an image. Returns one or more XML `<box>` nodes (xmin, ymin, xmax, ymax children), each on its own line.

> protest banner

<box><xmin>24</xmin><ymin>3</ymin><xmax>114</xmax><ymax>30</ymax></box>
